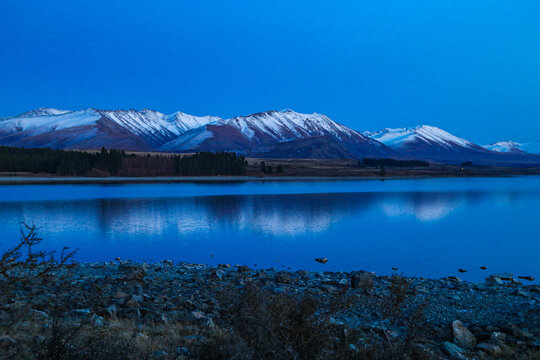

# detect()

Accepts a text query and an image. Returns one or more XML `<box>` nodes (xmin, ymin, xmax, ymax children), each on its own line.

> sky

<box><xmin>1</xmin><ymin>1</ymin><xmax>539</xmax><ymax>143</ymax></box>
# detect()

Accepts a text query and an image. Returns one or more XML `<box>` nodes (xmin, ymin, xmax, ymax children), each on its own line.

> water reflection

<box><xmin>0</xmin><ymin>180</ymin><xmax>538</xmax><ymax>282</ymax></box>
<box><xmin>0</xmin><ymin>191</ymin><xmax>520</xmax><ymax>237</ymax></box>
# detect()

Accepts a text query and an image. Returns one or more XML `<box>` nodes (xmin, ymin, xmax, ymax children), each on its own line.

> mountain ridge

<box><xmin>1</xmin><ymin>107</ymin><xmax>539</xmax><ymax>165</ymax></box>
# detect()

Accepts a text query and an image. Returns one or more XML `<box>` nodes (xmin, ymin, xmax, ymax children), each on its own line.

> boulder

<box><xmin>275</xmin><ymin>272</ymin><xmax>292</xmax><ymax>284</ymax></box>
<box><xmin>452</xmin><ymin>320</ymin><xmax>476</xmax><ymax>349</ymax></box>
<box><xmin>485</xmin><ymin>276</ymin><xmax>503</xmax><ymax>285</ymax></box>
<box><xmin>491</xmin><ymin>273</ymin><xmax>512</xmax><ymax>281</ymax></box>
<box><xmin>476</xmin><ymin>342</ymin><xmax>502</xmax><ymax>356</ymax></box>
<box><xmin>236</xmin><ymin>265</ymin><xmax>251</xmax><ymax>274</ymax></box>
<box><xmin>209</xmin><ymin>268</ymin><xmax>225</xmax><ymax>281</ymax></box>
<box><xmin>351</xmin><ymin>272</ymin><xmax>374</xmax><ymax>294</ymax></box>
<box><xmin>442</xmin><ymin>342</ymin><xmax>467</xmax><ymax>360</ymax></box>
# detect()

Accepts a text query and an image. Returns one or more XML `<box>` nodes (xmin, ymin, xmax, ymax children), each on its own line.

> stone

<box><xmin>452</xmin><ymin>320</ymin><xmax>476</xmax><ymax>348</ymax></box>
<box><xmin>275</xmin><ymin>272</ymin><xmax>292</xmax><ymax>284</ymax></box>
<box><xmin>153</xmin><ymin>350</ymin><xmax>168</xmax><ymax>358</ymax></box>
<box><xmin>442</xmin><ymin>341</ymin><xmax>467</xmax><ymax>360</ymax></box>
<box><xmin>119</xmin><ymin>263</ymin><xmax>147</xmax><ymax>281</ymax></box>
<box><xmin>191</xmin><ymin>311</ymin><xmax>206</xmax><ymax>319</ymax></box>
<box><xmin>0</xmin><ymin>336</ymin><xmax>16</xmax><ymax>347</ymax></box>
<box><xmin>486</xmin><ymin>276</ymin><xmax>503</xmax><ymax>285</ymax></box>
<box><xmin>209</xmin><ymin>268</ymin><xmax>225</xmax><ymax>281</ymax></box>
<box><xmin>511</xmin><ymin>278</ymin><xmax>523</xmax><ymax>285</ymax></box>
<box><xmin>491</xmin><ymin>273</ymin><xmax>512</xmax><ymax>281</ymax></box>
<box><xmin>351</xmin><ymin>272</ymin><xmax>374</xmax><ymax>294</ymax></box>
<box><xmin>237</xmin><ymin>265</ymin><xmax>250</xmax><ymax>273</ymax></box>
<box><xmin>513</xmin><ymin>289</ymin><xmax>529</xmax><ymax>297</ymax></box>
<box><xmin>31</xmin><ymin>309</ymin><xmax>49</xmax><ymax>321</ymax></box>
<box><xmin>476</xmin><ymin>342</ymin><xmax>502</xmax><ymax>356</ymax></box>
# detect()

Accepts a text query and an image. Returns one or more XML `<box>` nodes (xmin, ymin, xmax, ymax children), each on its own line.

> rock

<box><xmin>0</xmin><ymin>336</ymin><xmax>16</xmax><ymax>348</ymax></box>
<box><xmin>517</xmin><ymin>276</ymin><xmax>535</xmax><ymax>281</ymax></box>
<box><xmin>275</xmin><ymin>272</ymin><xmax>292</xmax><ymax>284</ymax></box>
<box><xmin>31</xmin><ymin>309</ymin><xmax>49</xmax><ymax>321</ymax></box>
<box><xmin>320</xmin><ymin>284</ymin><xmax>339</xmax><ymax>293</ymax></box>
<box><xmin>321</xmin><ymin>278</ymin><xmax>348</xmax><ymax>287</ymax></box>
<box><xmin>491</xmin><ymin>273</ymin><xmax>512</xmax><ymax>281</ymax></box>
<box><xmin>476</xmin><ymin>342</ymin><xmax>502</xmax><ymax>356</ymax></box>
<box><xmin>91</xmin><ymin>314</ymin><xmax>104</xmax><ymax>327</ymax></box>
<box><xmin>236</xmin><ymin>265</ymin><xmax>250</xmax><ymax>273</ymax></box>
<box><xmin>191</xmin><ymin>311</ymin><xmax>206</xmax><ymax>319</ymax></box>
<box><xmin>162</xmin><ymin>259</ymin><xmax>173</xmax><ymax>266</ymax></box>
<box><xmin>486</xmin><ymin>276</ymin><xmax>503</xmax><ymax>285</ymax></box>
<box><xmin>490</xmin><ymin>332</ymin><xmax>507</xmax><ymax>343</ymax></box>
<box><xmin>315</xmin><ymin>257</ymin><xmax>328</xmax><ymax>264</ymax></box>
<box><xmin>351</xmin><ymin>272</ymin><xmax>374</xmax><ymax>294</ymax></box>
<box><xmin>119</xmin><ymin>263</ymin><xmax>147</xmax><ymax>281</ymax></box>
<box><xmin>442</xmin><ymin>341</ymin><xmax>468</xmax><ymax>360</ymax></box>
<box><xmin>415</xmin><ymin>343</ymin><xmax>446</xmax><ymax>360</ymax></box>
<box><xmin>513</xmin><ymin>289</ymin><xmax>529</xmax><ymax>297</ymax></box>
<box><xmin>104</xmin><ymin>304</ymin><xmax>117</xmax><ymax>318</ymax></box>
<box><xmin>452</xmin><ymin>320</ymin><xmax>476</xmax><ymax>348</ymax></box>
<box><xmin>209</xmin><ymin>268</ymin><xmax>225</xmax><ymax>281</ymax></box>
<box><xmin>153</xmin><ymin>350</ymin><xmax>168</xmax><ymax>358</ymax></box>
<box><xmin>71</xmin><ymin>308</ymin><xmax>91</xmax><ymax>319</ymax></box>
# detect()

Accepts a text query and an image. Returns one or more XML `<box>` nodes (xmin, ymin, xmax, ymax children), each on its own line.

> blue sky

<box><xmin>1</xmin><ymin>0</ymin><xmax>539</xmax><ymax>143</ymax></box>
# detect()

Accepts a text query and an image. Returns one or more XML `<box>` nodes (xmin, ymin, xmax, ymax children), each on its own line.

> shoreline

<box><xmin>0</xmin><ymin>173</ymin><xmax>538</xmax><ymax>185</ymax></box>
<box><xmin>2</xmin><ymin>260</ymin><xmax>539</xmax><ymax>359</ymax></box>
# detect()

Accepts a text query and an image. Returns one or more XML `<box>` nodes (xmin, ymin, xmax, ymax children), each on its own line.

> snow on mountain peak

<box><xmin>15</xmin><ymin>107</ymin><xmax>72</xmax><ymax>118</ymax></box>
<box><xmin>223</xmin><ymin>109</ymin><xmax>358</xmax><ymax>143</ymax></box>
<box><xmin>484</xmin><ymin>140</ymin><xmax>540</xmax><ymax>154</ymax></box>
<box><xmin>364</xmin><ymin>125</ymin><xmax>475</xmax><ymax>150</ymax></box>
<box><xmin>483</xmin><ymin>141</ymin><xmax>523</xmax><ymax>153</ymax></box>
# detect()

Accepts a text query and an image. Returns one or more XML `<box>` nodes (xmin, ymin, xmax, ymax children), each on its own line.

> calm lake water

<box><xmin>0</xmin><ymin>177</ymin><xmax>538</xmax><ymax>282</ymax></box>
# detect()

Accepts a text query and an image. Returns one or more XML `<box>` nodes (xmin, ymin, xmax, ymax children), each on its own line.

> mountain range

<box><xmin>1</xmin><ymin>107</ymin><xmax>539</xmax><ymax>166</ymax></box>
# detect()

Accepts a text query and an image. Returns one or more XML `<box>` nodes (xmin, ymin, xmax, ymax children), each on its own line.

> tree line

<box><xmin>358</xmin><ymin>158</ymin><xmax>429</xmax><ymax>168</ymax></box>
<box><xmin>0</xmin><ymin>146</ymin><xmax>247</xmax><ymax>176</ymax></box>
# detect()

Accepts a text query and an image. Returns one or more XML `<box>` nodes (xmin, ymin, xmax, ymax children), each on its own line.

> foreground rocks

<box><xmin>0</xmin><ymin>261</ymin><xmax>539</xmax><ymax>359</ymax></box>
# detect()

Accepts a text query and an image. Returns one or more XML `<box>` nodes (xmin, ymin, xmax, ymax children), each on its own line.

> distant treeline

<box><xmin>358</xmin><ymin>158</ymin><xmax>429</xmax><ymax>168</ymax></box>
<box><xmin>0</xmin><ymin>146</ymin><xmax>247</xmax><ymax>176</ymax></box>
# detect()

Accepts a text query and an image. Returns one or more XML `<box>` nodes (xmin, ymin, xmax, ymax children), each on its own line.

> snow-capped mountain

<box><xmin>159</xmin><ymin>109</ymin><xmax>391</xmax><ymax>158</ymax></box>
<box><xmin>483</xmin><ymin>141</ymin><xmax>524</xmax><ymax>153</ymax></box>
<box><xmin>363</xmin><ymin>125</ymin><xmax>486</xmax><ymax>153</ymax></box>
<box><xmin>1</xmin><ymin>107</ymin><xmax>539</xmax><ymax>164</ymax></box>
<box><xmin>483</xmin><ymin>140</ymin><xmax>540</xmax><ymax>154</ymax></box>
<box><xmin>363</xmin><ymin>125</ymin><xmax>540</xmax><ymax>165</ymax></box>
<box><xmin>0</xmin><ymin>108</ymin><xmax>221</xmax><ymax>150</ymax></box>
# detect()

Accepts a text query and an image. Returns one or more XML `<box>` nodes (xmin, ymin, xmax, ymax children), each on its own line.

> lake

<box><xmin>0</xmin><ymin>177</ymin><xmax>538</xmax><ymax>282</ymax></box>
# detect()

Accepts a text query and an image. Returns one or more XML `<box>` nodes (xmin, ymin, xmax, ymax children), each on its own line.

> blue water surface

<box><xmin>0</xmin><ymin>177</ymin><xmax>538</xmax><ymax>282</ymax></box>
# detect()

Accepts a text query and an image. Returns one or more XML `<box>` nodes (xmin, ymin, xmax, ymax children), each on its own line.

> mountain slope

<box><xmin>0</xmin><ymin>108</ymin><xmax>220</xmax><ymax>150</ymax></box>
<box><xmin>1</xmin><ymin>107</ymin><xmax>538</xmax><ymax>165</ymax></box>
<box><xmin>161</xmin><ymin>110</ymin><xmax>392</xmax><ymax>158</ymax></box>
<box><xmin>364</xmin><ymin>125</ymin><xmax>487</xmax><ymax>153</ymax></box>
<box><xmin>483</xmin><ymin>140</ymin><xmax>540</xmax><ymax>154</ymax></box>
<box><xmin>364</xmin><ymin>125</ymin><xmax>540</xmax><ymax>165</ymax></box>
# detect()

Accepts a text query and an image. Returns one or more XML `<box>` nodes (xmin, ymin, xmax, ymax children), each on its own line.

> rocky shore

<box><xmin>1</xmin><ymin>261</ymin><xmax>539</xmax><ymax>359</ymax></box>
